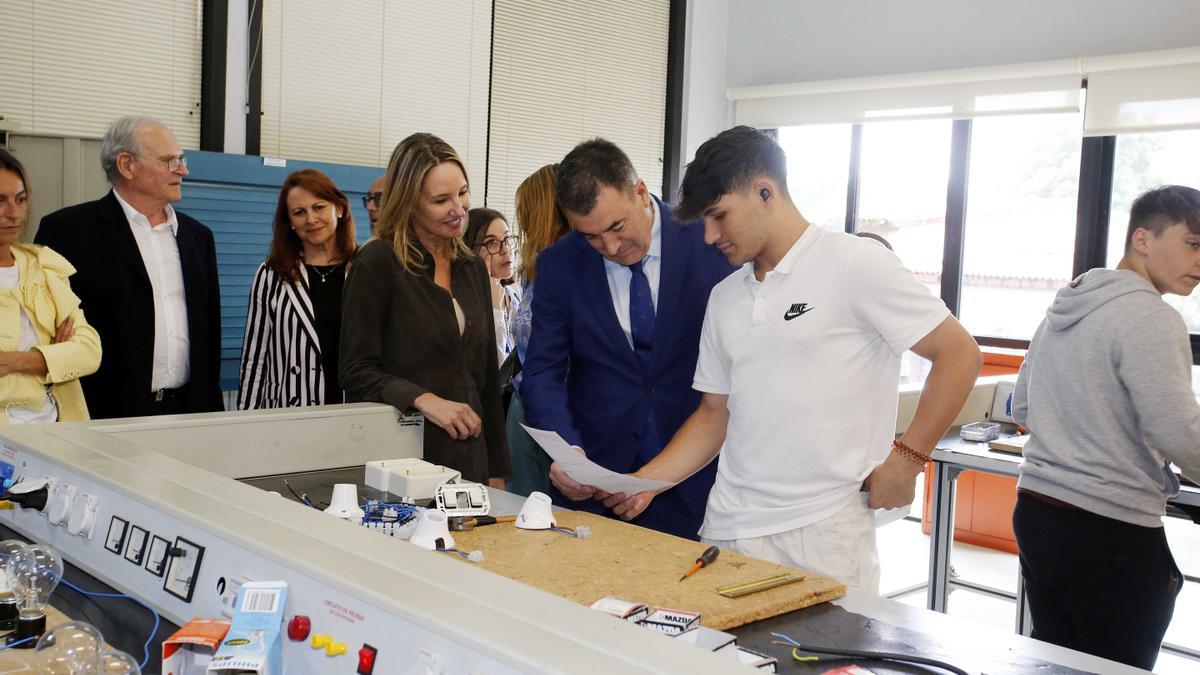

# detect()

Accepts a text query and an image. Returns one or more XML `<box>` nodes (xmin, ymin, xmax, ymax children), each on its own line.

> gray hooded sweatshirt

<box><xmin>1014</xmin><ymin>268</ymin><xmax>1200</xmax><ymax>527</ymax></box>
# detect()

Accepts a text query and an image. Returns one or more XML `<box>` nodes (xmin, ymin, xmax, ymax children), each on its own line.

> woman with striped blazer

<box><xmin>238</xmin><ymin>169</ymin><xmax>357</xmax><ymax>409</ymax></box>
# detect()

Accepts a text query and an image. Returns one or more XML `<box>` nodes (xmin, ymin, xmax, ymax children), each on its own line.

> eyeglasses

<box><xmin>157</xmin><ymin>155</ymin><xmax>187</xmax><ymax>172</ymax></box>
<box><xmin>362</xmin><ymin>192</ymin><xmax>382</xmax><ymax>208</ymax></box>
<box><xmin>478</xmin><ymin>235</ymin><xmax>517</xmax><ymax>255</ymax></box>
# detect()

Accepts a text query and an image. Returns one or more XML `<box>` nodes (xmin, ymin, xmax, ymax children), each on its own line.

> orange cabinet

<box><xmin>918</xmin><ymin>350</ymin><xmax>1023</xmax><ymax>555</ymax></box>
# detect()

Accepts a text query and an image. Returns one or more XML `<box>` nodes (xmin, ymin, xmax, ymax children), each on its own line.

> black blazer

<box><xmin>340</xmin><ymin>239</ymin><xmax>509</xmax><ymax>483</ymax></box>
<box><xmin>35</xmin><ymin>191</ymin><xmax>223</xmax><ymax>419</ymax></box>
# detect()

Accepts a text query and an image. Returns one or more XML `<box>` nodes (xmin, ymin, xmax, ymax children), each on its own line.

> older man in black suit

<box><xmin>36</xmin><ymin>116</ymin><xmax>223</xmax><ymax>418</ymax></box>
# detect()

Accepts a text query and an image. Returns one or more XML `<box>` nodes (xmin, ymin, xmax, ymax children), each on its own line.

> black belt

<box><xmin>151</xmin><ymin>387</ymin><xmax>186</xmax><ymax>403</ymax></box>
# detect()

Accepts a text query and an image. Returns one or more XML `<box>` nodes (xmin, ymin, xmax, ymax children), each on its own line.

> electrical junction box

<box><xmin>991</xmin><ymin>380</ymin><xmax>1016</xmax><ymax>424</ymax></box>
<box><xmin>364</xmin><ymin>458</ymin><xmax>460</xmax><ymax>502</ymax></box>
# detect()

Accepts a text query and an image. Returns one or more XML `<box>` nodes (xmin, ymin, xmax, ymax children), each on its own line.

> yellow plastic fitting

<box><xmin>310</xmin><ymin>634</ymin><xmax>331</xmax><ymax>650</ymax></box>
<box><xmin>325</xmin><ymin>640</ymin><xmax>347</xmax><ymax>656</ymax></box>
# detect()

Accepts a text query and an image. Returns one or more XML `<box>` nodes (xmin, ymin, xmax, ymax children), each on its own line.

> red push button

<box><xmin>287</xmin><ymin>615</ymin><xmax>311</xmax><ymax>641</ymax></box>
<box><xmin>357</xmin><ymin>644</ymin><xmax>377</xmax><ymax>674</ymax></box>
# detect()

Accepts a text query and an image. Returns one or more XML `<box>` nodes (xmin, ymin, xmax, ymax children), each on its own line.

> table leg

<box><xmin>1015</xmin><ymin>569</ymin><xmax>1033</xmax><ymax>636</ymax></box>
<box><xmin>927</xmin><ymin>461</ymin><xmax>959</xmax><ymax>612</ymax></box>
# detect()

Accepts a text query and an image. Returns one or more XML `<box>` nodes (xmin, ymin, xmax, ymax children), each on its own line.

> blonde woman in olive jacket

<box><xmin>0</xmin><ymin>148</ymin><xmax>101</xmax><ymax>424</ymax></box>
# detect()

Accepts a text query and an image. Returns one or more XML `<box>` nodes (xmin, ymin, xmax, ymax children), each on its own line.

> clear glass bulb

<box><xmin>0</xmin><ymin>539</ymin><xmax>27</xmax><ymax>622</ymax></box>
<box><xmin>5</xmin><ymin>545</ymin><xmax>62</xmax><ymax>620</ymax></box>
<box><xmin>33</xmin><ymin>620</ymin><xmax>102</xmax><ymax>674</ymax></box>
<box><xmin>100</xmin><ymin>650</ymin><xmax>140</xmax><ymax>675</ymax></box>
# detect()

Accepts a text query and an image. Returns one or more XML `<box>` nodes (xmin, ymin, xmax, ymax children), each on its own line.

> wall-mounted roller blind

<box><xmin>261</xmin><ymin>0</ymin><xmax>490</xmax><ymax>182</ymax></box>
<box><xmin>1081</xmin><ymin>47</ymin><xmax>1200</xmax><ymax>136</ymax></box>
<box><xmin>486</xmin><ymin>0</ymin><xmax>670</xmax><ymax>221</ymax></box>
<box><xmin>0</xmin><ymin>0</ymin><xmax>201</xmax><ymax>146</ymax></box>
<box><xmin>730</xmin><ymin>60</ymin><xmax>1083</xmax><ymax>128</ymax></box>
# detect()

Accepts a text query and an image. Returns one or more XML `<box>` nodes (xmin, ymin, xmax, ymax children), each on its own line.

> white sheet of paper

<box><xmin>521</xmin><ymin>424</ymin><xmax>676</xmax><ymax>495</ymax></box>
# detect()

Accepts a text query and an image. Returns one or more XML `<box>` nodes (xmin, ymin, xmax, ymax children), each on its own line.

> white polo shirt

<box><xmin>694</xmin><ymin>225</ymin><xmax>949</xmax><ymax>541</ymax></box>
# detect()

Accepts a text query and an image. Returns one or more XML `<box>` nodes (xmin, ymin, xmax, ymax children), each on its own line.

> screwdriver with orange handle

<box><xmin>679</xmin><ymin>545</ymin><xmax>720</xmax><ymax>582</ymax></box>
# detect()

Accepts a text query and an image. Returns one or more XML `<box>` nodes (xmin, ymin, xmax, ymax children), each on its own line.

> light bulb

<box><xmin>100</xmin><ymin>650</ymin><xmax>140</xmax><ymax>675</ymax></box>
<box><xmin>0</xmin><ymin>539</ymin><xmax>28</xmax><ymax>630</ymax></box>
<box><xmin>33</xmin><ymin>621</ymin><xmax>102</xmax><ymax>674</ymax></box>
<box><xmin>5</xmin><ymin>544</ymin><xmax>62</xmax><ymax>646</ymax></box>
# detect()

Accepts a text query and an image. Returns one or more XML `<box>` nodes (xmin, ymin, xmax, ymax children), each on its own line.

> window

<box><xmin>777</xmin><ymin>125</ymin><xmax>852</xmax><ymax>231</ymax></box>
<box><xmin>959</xmin><ymin>114</ymin><xmax>1082</xmax><ymax>339</ymax></box>
<box><xmin>1107</xmin><ymin>130</ymin><xmax>1200</xmax><ymax>332</ymax></box>
<box><xmin>856</xmin><ymin>119</ymin><xmax>953</xmax><ymax>298</ymax></box>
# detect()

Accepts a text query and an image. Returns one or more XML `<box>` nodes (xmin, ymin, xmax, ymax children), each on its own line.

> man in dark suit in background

<box><xmin>36</xmin><ymin>116</ymin><xmax>223</xmax><ymax>418</ymax></box>
<box><xmin>522</xmin><ymin>139</ymin><xmax>735</xmax><ymax>539</ymax></box>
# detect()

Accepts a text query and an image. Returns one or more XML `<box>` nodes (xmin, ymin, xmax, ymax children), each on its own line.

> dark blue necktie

<box><xmin>628</xmin><ymin>260</ymin><xmax>655</xmax><ymax>356</ymax></box>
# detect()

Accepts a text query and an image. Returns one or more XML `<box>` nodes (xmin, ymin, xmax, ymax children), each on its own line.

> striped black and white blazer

<box><xmin>238</xmin><ymin>262</ymin><xmax>338</xmax><ymax>409</ymax></box>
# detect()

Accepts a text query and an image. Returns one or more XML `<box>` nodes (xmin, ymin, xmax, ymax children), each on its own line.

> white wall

<box><xmin>724</xmin><ymin>0</ymin><xmax>1200</xmax><ymax>88</ymax></box>
<box><xmin>679</xmin><ymin>0</ymin><xmax>733</xmax><ymax>185</ymax></box>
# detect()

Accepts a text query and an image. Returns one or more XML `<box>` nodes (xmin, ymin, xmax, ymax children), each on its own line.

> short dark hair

<box><xmin>555</xmin><ymin>138</ymin><xmax>637</xmax><ymax>216</ymax></box>
<box><xmin>676</xmin><ymin>125</ymin><xmax>789</xmax><ymax>222</ymax></box>
<box><xmin>465</xmin><ymin>207</ymin><xmax>507</xmax><ymax>250</ymax></box>
<box><xmin>1125</xmin><ymin>185</ymin><xmax>1200</xmax><ymax>252</ymax></box>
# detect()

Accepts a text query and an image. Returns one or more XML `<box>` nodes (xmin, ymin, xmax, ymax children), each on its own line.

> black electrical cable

<box><xmin>771</xmin><ymin>631</ymin><xmax>970</xmax><ymax>675</ymax></box>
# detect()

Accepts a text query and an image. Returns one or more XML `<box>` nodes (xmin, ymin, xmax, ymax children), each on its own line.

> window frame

<box><xmin>773</xmin><ymin>121</ymin><xmax>1200</xmax><ymax>363</ymax></box>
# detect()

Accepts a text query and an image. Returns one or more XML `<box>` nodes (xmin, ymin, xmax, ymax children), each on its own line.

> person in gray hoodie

<box><xmin>1012</xmin><ymin>184</ymin><xmax>1200</xmax><ymax>670</ymax></box>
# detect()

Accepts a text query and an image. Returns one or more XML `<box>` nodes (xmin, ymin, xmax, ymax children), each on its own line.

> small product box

<box><xmin>959</xmin><ymin>421</ymin><xmax>1001</xmax><ymax>443</ymax></box>
<box><xmin>589</xmin><ymin>596</ymin><xmax>650</xmax><ymax>622</ymax></box>
<box><xmin>638</xmin><ymin>607</ymin><xmax>700</xmax><ymax>636</ymax></box>
<box><xmin>207</xmin><ymin>581</ymin><xmax>289</xmax><ymax>674</ymax></box>
<box><xmin>735</xmin><ymin>645</ymin><xmax>779</xmax><ymax>672</ymax></box>
<box><xmin>674</xmin><ymin>625</ymin><xmax>738</xmax><ymax>656</ymax></box>
<box><xmin>162</xmin><ymin>618</ymin><xmax>232</xmax><ymax>675</ymax></box>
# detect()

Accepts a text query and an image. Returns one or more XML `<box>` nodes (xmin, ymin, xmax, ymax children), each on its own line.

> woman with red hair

<box><xmin>238</xmin><ymin>169</ymin><xmax>357</xmax><ymax>409</ymax></box>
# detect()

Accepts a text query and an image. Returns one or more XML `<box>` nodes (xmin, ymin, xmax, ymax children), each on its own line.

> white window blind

<box><xmin>487</xmin><ymin>0</ymin><xmax>669</xmax><ymax>221</ymax></box>
<box><xmin>730</xmin><ymin>60</ymin><xmax>1083</xmax><ymax>128</ymax></box>
<box><xmin>0</xmin><ymin>0</ymin><xmax>201</xmax><ymax>146</ymax></box>
<box><xmin>261</xmin><ymin>0</ymin><xmax>490</xmax><ymax>180</ymax></box>
<box><xmin>1081</xmin><ymin>48</ymin><xmax>1200</xmax><ymax>136</ymax></box>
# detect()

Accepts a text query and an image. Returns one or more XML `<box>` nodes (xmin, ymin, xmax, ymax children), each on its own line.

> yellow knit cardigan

<box><xmin>0</xmin><ymin>244</ymin><xmax>102</xmax><ymax>424</ymax></box>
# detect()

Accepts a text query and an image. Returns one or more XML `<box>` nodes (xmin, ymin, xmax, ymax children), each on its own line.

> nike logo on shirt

<box><xmin>783</xmin><ymin>303</ymin><xmax>814</xmax><ymax>321</ymax></box>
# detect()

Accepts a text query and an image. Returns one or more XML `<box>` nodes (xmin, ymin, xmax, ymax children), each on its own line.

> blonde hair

<box><xmin>516</xmin><ymin>164</ymin><xmax>570</xmax><ymax>285</ymax></box>
<box><xmin>375</xmin><ymin>133</ymin><xmax>472</xmax><ymax>273</ymax></box>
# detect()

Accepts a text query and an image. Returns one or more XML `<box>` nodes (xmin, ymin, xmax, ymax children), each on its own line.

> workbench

<box><xmin>927</xmin><ymin>428</ymin><xmax>1200</xmax><ymax>657</ymax></box>
<box><xmin>261</xmin><ymin>466</ymin><xmax>1150</xmax><ymax>674</ymax></box>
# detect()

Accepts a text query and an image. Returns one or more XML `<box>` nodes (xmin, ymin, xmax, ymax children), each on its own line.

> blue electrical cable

<box><xmin>0</xmin><ymin>636</ymin><xmax>34</xmax><ymax>650</ymax></box>
<box><xmin>60</xmin><ymin>578</ymin><xmax>160</xmax><ymax>670</ymax></box>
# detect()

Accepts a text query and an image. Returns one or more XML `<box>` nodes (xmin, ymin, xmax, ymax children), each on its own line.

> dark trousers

<box><xmin>1013</xmin><ymin>491</ymin><xmax>1183</xmax><ymax>670</ymax></box>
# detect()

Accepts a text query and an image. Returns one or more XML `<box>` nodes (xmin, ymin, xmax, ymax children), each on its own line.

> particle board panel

<box><xmin>450</xmin><ymin>511</ymin><xmax>845</xmax><ymax>630</ymax></box>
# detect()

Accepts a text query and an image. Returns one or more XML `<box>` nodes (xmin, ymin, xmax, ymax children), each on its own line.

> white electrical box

<box><xmin>991</xmin><ymin>380</ymin><xmax>1017</xmax><ymax>424</ymax></box>
<box><xmin>364</xmin><ymin>458</ymin><xmax>460</xmax><ymax>501</ymax></box>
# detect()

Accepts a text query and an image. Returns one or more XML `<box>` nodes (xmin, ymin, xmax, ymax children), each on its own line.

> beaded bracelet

<box><xmin>892</xmin><ymin>438</ymin><xmax>933</xmax><ymax>465</ymax></box>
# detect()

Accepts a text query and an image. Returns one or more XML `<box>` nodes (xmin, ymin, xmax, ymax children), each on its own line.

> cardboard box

<box><xmin>162</xmin><ymin>618</ymin><xmax>231</xmax><ymax>675</ymax></box>
<box><xmin>207</xmin><ymin>581</ymin><xmax>288</xmax><ymax>674</ymax></box>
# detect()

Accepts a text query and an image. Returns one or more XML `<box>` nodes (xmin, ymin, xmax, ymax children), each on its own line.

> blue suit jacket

<box><xmin>522</xmin><ymin>198</ymin><xmax>735</xmax><ymax>538</ymax></box>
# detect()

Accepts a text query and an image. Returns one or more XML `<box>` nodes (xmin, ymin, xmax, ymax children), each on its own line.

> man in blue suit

<box><xmin>522</xmin><ymin>139</ymin><xmax>735</xmax><ymax>539</ymax></box>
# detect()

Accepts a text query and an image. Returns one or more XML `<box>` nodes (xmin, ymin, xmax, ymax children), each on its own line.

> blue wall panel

<box><xmin>176</xmin><ymin>151</ymin><xmax>383</xmax><ymax>390</ymax></box>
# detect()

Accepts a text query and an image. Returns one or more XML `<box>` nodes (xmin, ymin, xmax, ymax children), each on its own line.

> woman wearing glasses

<box><xmin>0</xmin><ymin>148</ymin><xmax>101</xmax><ymax>424</ymax></box>
<box><xmin>238</xmin><ymin>169</ymin><xmax>357</xmax><ymax>409</ymax></box>
<box><xmin>465</xmin><ymin>208</ymin><xmax>521</xmax><ymax>365</ymax></box>
<box><xmin>340</xmin><ymin>133</ymin><xmax>508</xmax><ymax>487</ymax></box>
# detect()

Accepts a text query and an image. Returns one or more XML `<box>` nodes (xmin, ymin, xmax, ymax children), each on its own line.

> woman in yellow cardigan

<box><xmin>0</xmin><ymin>147</ymin><xmax>101</xmax><ymax>423</ymax></box>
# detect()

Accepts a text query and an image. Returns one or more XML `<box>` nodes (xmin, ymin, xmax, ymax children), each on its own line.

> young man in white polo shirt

<box><xmin>601</xmin><ymin>126</ymin><xmax>982</xmax><ymax>592</ymax></box>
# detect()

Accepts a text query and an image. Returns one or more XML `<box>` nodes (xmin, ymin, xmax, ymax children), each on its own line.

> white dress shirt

<box><xmin>113</xmin><ymin>189</ymin><xmax>191</xmax><ymax>391</ymax></box>
<box><xmin>602</xmin><ymin>197</ymin><xmax>663</xmax><ymax>350</ymax></box>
